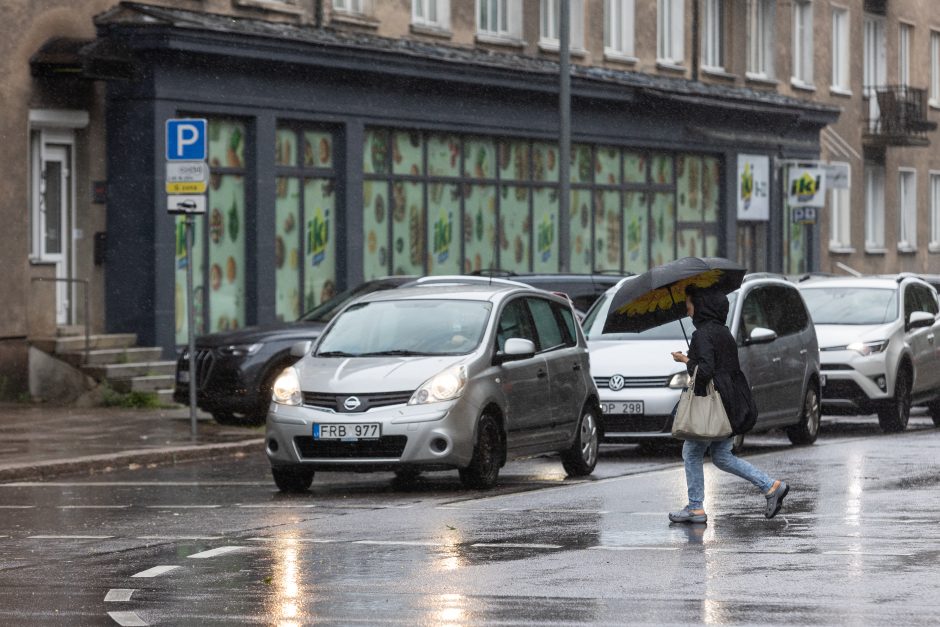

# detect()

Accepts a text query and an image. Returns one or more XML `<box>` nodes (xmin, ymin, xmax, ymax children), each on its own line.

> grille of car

<box><xmin>178</xmin><ymin>349</ymin><xmax>215</xmax><ymax>389</ymax></box>
<box><xmin>821</xmin><ymin>379</ymin><xmax>867</xmax><ymax>400</ymax></box>
<box><xmin>821</xmin><ymin>363</ymin><xmax>853</xmax><ymax>371</ymax></box>
<box><xmin>593</xmin><ymin>376</ymin><xmax>672</xmax><ymax>389</ymax></box>
<box><xmin>301</xmin><ymin>391</ymin><xmax>414</xmax><ymax>412</ymax></box>
<box><xmin>600</xmin><ymin>414</ymin><xmax>671</xmax><ymax>433</ymax></box>
<box><xmin>293</xmin><ymin>436</ymin><xmax>408</xmax><ymax>459</ymax></box>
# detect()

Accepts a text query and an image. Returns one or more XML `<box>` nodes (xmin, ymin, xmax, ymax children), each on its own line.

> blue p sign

<box><xmin>166</xmin><ymin>119</ymin><xmax>207</xmax><ymax>161</ymax></box>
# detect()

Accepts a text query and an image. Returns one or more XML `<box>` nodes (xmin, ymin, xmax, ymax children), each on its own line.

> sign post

<box><xmin>166</xmin><ymin>119</ymin><xmax>207</xmax><ymax>438</ymax></box>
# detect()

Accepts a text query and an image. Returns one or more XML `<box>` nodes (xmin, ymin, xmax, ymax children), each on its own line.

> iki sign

<box><xmin>787</xmin><ymin>166</ymin><xmax>826</xmax><ymax>208</ymax></box>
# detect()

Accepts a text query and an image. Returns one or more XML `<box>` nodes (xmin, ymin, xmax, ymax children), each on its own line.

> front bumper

<box><xmin>265</xmin><ymin>397</ymin><xmax>476</xmax><ymax>471</ymax></box>
<box><xmin>819</xmin><ymin>350</ymin><xmax>890</xmax><ymax>414</ymax></box>
<box><xmin>597</xmin><ymin>387</ymin><xmax>681</xmax><ymax>441</ymax></box>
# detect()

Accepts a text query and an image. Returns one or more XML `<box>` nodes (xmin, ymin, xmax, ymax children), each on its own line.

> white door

<box><xmin>39</xmin><ymin>145</ymin><xmax>73</xmax><ymax>324</ymax></box>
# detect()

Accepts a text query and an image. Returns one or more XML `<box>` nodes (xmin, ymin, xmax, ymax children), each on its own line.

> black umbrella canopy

<box><xmin>602</xmin><ymin>257</ymin><xmax>746</xmax><ymax>334</ymax></box>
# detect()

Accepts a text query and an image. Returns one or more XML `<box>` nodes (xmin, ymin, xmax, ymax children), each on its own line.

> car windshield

<box><xmin>299</xmin><ymin>282</ymin><xmax>391</xmax><ymax>323</ymax></box>
<box><xmin>581</xmin><ymin>290</ymin><xmax>736</xmax><ymax>340</ymax></box>
<box><xmin>316</xmin><ymin>299</ymin><xmax>493</xmax><ymax>356</ymax></box>
<box><xmin>800</xmin><ymin>287</ymin><xmax>898</xmax><ymax>325</ymax></box>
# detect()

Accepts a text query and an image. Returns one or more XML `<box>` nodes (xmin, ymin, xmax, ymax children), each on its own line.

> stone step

<box><xmin>58</xmin><ymin>347</ymin><xmax>164</xmax><ymax>368</ymax></box>
<box><xmin>110</xmin><ymin>374</ymin><xmax>176</xmax><ymax>394</ymax></box>
<box><xmin>157</xmin><ymin>389</ymin><xmax>183</xmax><ymax>407</ymax></box>
<box><xmin>32</xmin><ymin>333</ymin><xmax>139</xmax><ymax>354</ymax></box>
<box><xmin>83</xmin><ymin>361</ymin><xmax>176</xmax><ymax>380</ymax></box>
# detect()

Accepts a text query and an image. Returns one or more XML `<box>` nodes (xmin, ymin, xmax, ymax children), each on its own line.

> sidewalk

<box><xmin>0</xmin><ymin>402</ymin><xmax>264</xmax><ymax>482</ymax></box>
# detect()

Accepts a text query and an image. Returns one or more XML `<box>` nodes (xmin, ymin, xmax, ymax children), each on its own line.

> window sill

<box><xmin>929</xmin><ymin>243</ymin><xmax>940</xmax><ymax>253</ymax></box>
<box><xmin>603</xmin><ymin>51</ymin><xmax>638</xmax><ymax>65</ymax></box>
<box><xmin>475</xmin><ymin>33</ymin><xmax>524</xmax><ymax>49</ymax></box>
<box><xmin>701</xmin><ymin>66</ymin><xmax>736</xmax><ymax>81</ymax></box>
<box><xmin>232</xmin><ymin>0</ymin><xmax>306</xmax><ymax>16</ymax></box>
<box><xmin>930</xmin><ymin>100</ymin><xmax>940</xmax><ymax>110</ymax></box>
<box><xmin>745</xmin><ymin>73</ymin><xmax>778</xmax><ymax>87</ymax></box>
<box><xmin>790</xmin><ymin>78</ymin><xmax>817</xmax><ymax>92</ymax></box>
<box><xmin>410</xmin><ymin>23</ymin><xmax>452</xmax><ymax>39</ymax></box>
<box><xmin>538</xmin><ymin>41</ymin><xmax>587</xmax><ymax>57</ymax></box>
<box><xmin>865</xmin><ymin>246</ymin><xmax>888</xmax><ymax>255</ymax></box>
<box><xmin>830</xmin><ymin>86</ymin><xmax>853</xmax><ymax>98</ymax></box>
<box><xmin>29</xmin><ymin>257</ymin><xmax>56</xmax><ymax>266</ymax></box>
<box><xmin>897</xmin><ymin>245</ymin><xmax>918</xmax><ymax>254</ymax></box>
<box><xmin>656</xmin><ymin>60</ymin><xmax>686</xmax><ymax>73</ymax></box>
<box><xmin>828</xmin><ymin>246</ymin><xmax>856</xmax><ymax>254</ymax></box>
<box><xmin>331</xmin><ymin>10</ymin><xmax>379</xmax><ymax>29</ymax></box>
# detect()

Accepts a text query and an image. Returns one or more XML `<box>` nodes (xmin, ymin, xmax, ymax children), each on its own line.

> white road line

<box><xmin>107</xmin><ymin>610</ymin><xmax>148</xmax><ymax>626</ymax></box>
<box><xmin>131</xmin><ymin>565</ymin><xmax>181</xmax><ymax>578</ymax></box>
<box><xmin>0</xmin><ymin>505</ymin><xmax>35</xmax><ymax>509</ymax></box>
<box><xmin>137</xmin><ymin>536</ymin><xmax>224</xmax><ymax>541</ymax></box>
<box><xmin>589</xmin><ymin>546</ymin><xmax>680</xmax><ymax>552</ymax></box>
<box><xmin>822</xmin><ymin>550</ymin><xmax>914</xmax><ymax>557</ymax></box>
<box><xmin>238</xmin><ymin>504</ymin><xmax>317</xmax><ymax>509</ymax></box>
<box><xmin>247</xmin><ymin>537</ymin><xmax>336</xmax><ymax>543</ymax></box>
<box><xmin>104</xmin><ymin>589</ymin><xmax>136</xmax><ymax>602</ymax></box>
<box><xmin>353</xmin><ymin>540</ymin><xmax>442</xmax><ymax>547</ymax></box>
<box><xmin>471</xmin><ymin>542</ymin><xmax>562</xmax><ymax>549</ymax></box>
<box><xmin>28</xmin><ymin>535</ymin><xmax>114</xmax><ymax>540</ymax></box>
<box><xmin>2</xmin><ymin>481</ymin><xmax>267</xmax><ymax>487</ymax></box>
<box><xmin>59</xmin><ymin>505</ymin><xmax>130</xmax><ymax>509</ymax></box>
<box><xmin>187</xmin><ymin>546</ymin><xmax>247</xmax><ymax>559</ymax></box>
<box><xmin>144</xmin><ymin>505</ymin><xmax>221</xmax><ymax>509</ymax></box>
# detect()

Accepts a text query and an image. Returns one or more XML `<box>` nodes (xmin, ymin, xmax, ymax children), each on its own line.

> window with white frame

<box><xmin>829</xmin><ymin>164</ymin><xmax>851</xmax><ymax>249</ymax></box>
<box><xmin>931</xmin><ymin>32</ymin><xmax>940</xmax><ymax>105</ymax></box>
<box><xmin>413</xmin><ymin>0</ymin><xmax>450</xmax><ymax>30</ymax></box>
<box><xmin>899</xmin><ymin>23</ymin><xmax>912</xmax><ymax>87</ymax></box>
<box><xmin>334</xmin><ymin>0</ymin><xmax>370</xmax><ymax>15</ymax></box>
<box><xmin>898</xmin><ymin>169</ymin><xmax>917</xmax><ymax>250</ymax></box>
<box><xmin>747</xmin><ymin>0</ymin><xmax>775</xmax><ymax>78</ymax></box>
<box><xmin>540</xmin><ymin>0</ymin><xmax>585</xmax><ymax>50</ymax></box>
<box><xmin>792</xmin><ymin>0</ymin><xmax>814</xmax><ymax>85</ymax></box>
<box><xmin>831</xmin><ymin>7</ymin><xmax>849</xmax><ymax>91</ymax></box>
<box><xmin>930</xmin><ymin>173</ymin><xmax>940</xmax><ymax>251</ymax></box>
<box><xmin>865</xmin><ymin>165</ymin><xmax>885</xmax><ymax>250</ymax></box>
<box><xmin>864</xmin><ymin>15</ymin><xmax>886</xmax><ymax>96</ymax></box>
<box><xmin>702</xmin><ymin>0</ymin><xmax>724</xmax><ymax>70</ymax></box>
<box><xmin>604</xmin><ymin>0</ymin><xmax>635</xmax><ymax>58</ymax></box>
<box><xmin>477</xmin><ymin>0</ymin><xmax>522</xmax><ymax>39</ymax></box>
<box><xmin>657</xmin><ymin>0</ymin><xmax>685</xmax><ymax>64</ymax></box>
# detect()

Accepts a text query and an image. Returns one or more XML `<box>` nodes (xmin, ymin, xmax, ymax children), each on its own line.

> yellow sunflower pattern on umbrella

<box><xmin>616</xmin><ymin>269</ymin><xmax>725</xmax><ymax>317</ymax></box>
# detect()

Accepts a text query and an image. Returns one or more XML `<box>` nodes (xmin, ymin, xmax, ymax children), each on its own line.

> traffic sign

<box><xmin>167</xmin><ymin>195</ymin><xmax>207</xmax><ymax>214</ymax></box>
<box><xmin>166</xmin><ymin>118</ymin><xmax>207</xmax><ymax>161</ymax></box>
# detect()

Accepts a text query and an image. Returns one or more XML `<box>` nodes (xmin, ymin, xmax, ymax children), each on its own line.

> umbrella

<box><xmin>602</xmin><ymin>256</ymin><xmax>746</xmax><ymax>340</ymax></box>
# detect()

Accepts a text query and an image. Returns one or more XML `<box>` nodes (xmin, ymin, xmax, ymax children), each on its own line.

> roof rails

<box><xmin>468</xmin><ymin>268</ymin><xmax>517</xmax><ymax>278</ymax></box>
<box><xmin>743</xmin><ymin>272</ymin><xmax>788</xmax><ymax>283</ymax></box>
<box><xmin>796</xmin><ymin>272</ymin><xmax>837</xmax><ymax>282</ymax></box>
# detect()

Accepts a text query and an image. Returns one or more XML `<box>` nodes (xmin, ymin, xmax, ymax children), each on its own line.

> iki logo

<box><xmin>790</xmin><ymin>172</ymin><xmax>821</xmax><ymax>203</ymax></box>
<box><xmin>740</xmin><ymin>162</ymin><xmax>753</xmax><ymax>209</ymax></box>
<box><xmin>307</xmin><ymin>207</ymin><xmax>329</xmax><ymax>266</ymax></box>
<box><xmin>433</xmin><ymin>209</ymin><xmax>453</xmax><ymax>263</ymax></box>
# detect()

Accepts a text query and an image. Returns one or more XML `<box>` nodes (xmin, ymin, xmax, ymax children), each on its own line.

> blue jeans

<box><xmin>682</xmin><ymin>438</ymin><xmax>775</xmax><ymax>510</ymax></box>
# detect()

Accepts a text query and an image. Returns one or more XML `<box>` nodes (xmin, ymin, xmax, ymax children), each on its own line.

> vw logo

<box><xmin>343</xmin><ymin>396</ymin><xmax>362</xmax><ymax>411</ymax></box>
<box><xmin>608</xmin><ymin>375</ymin><xmax>625</xmax><ymax>391</ymax></box>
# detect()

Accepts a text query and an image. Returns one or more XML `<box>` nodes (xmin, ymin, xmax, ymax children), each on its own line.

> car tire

<box><xmin>271</xmin><ymin>466</ymin><xmax>314</xmax><ymax>493</ymax></box>
<box><xmin>459</xmin><ymin>415</ymin><xmax>503</xmax><ymax>489</ymax></box>
<box><xmin>877</xmin><ymin>366</ymin><xmax>912</xmax><ymax>433</ymax></box>
<box><xmin>929</xmin><ymin>400</ymin><xmax>940</xmax><ymax>428</ymax></box>
<box><xmin>561</xmin><ymin>406</ymin><xmax>599</xmax><ymax>477</ymax></box>
<box><xmin>787</xmin><ymin>385</ymin><xmax>821</xmax><ymax>445</ymax></box>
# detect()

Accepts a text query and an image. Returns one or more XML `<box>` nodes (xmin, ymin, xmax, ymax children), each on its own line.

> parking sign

<box><xmin>166</xmin><ymin>118</ymin><xmax>207</xmax><ymax>161</ymax></box>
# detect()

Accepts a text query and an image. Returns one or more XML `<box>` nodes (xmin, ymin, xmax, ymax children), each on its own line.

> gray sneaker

<box><xmin>668</xmin><ymin>506</ymin><xmax>707</xmax><ymax>524</ymax></box>
<box><xmin>765</xmin><ymin>481</ymin><xmax>790</xmax><ymax>519</ymax></box>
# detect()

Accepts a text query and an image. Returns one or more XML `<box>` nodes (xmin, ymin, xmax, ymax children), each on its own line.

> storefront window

<box><xmin>532</xmin><ymin>187</ymin><xmax>559</xmax><ymax>272</ymax></box>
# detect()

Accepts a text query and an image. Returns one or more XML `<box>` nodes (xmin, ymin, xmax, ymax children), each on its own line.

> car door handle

<box><xmin>928</xmin><ymin>334</ymin><xmax>935</xmax><ymax>343</ymax></box>
<box><xmin>772</xmin><ymin>357</ymin><xmax>781</xmax><ymax>363</ymax></box>
<box><xmin>572</xmin><ymin>363</ymin><xmax>582</xmax><ymax>371</ymax></box>
<box><xmin>537</xmin><ymin>370</ymin><xmax>548</xmax><ymax>379</ymax></box>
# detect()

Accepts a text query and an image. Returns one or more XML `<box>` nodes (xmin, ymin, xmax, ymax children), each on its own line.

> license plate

<box><xmin>177</xmin><ymin>370</ymin><xmax>190</xmax><ymax>383</ymax></box>
<box><xmin>314</xmin><ymin>423</ymin><xmax>381</xmax><ymax>440</ymax></box>
<box><xmin>600</xmin><ymin>401</ymin><xmax>644</xmax><ymax>415</ymax></box>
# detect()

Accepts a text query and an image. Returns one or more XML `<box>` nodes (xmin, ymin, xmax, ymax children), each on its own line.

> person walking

<box><xmin>668</xmin><ymin>285</ymin><xmax>789</xmax><ymax>523</ymax></box>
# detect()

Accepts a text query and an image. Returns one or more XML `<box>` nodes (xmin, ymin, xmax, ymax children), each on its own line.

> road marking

<box><xmin>145</xmin><ymin>505</ymin><xmax>221</xmax><ymax>509</ymax></box>
<box><xmin>238</xmin><ymin>504</ymin><xmax>317</xmax><ymax>509</ymax></box>
<box><xmin>137</xmin><ymin>536</ymin><xmax>225</xmax><ymax>541</ymax></box>
<box><xmin>247</xmin><ymin>537</ymin><xmax>336</xmax><ymax>543</ymax></box>
<box><xmin>104</xmin><ymin>589</ymin><xmax>136</xmax><ymax>602</ymax></box>
<box><xmin>471</xmin><ymin>542</ymin><xmax>561</xmax><ymax>549</ymax></box>
<box><xmin>353</xmin><ymin>540</ymin><xmax>442</xmax><ymax>547</ymax></box>
<box><xmin>107</xmin><ymin>610</ymin><xmax>148</xmax><ymax>626</ymax></box>
<box><xmin>1</xmin><ymin>481</ymin><xmax>268</xmax><ymax>487</ymax></box>
<box><xmin>187</xmin><ymin>546</ymin><xmax>247</xmax><ymax>559</ymax></box>
<box><xmin>132</xmin><ymin>565</ymin><xmax>180</xmax><ymax>578</ymax></box>
<box><xmin>59</xmin><ymin>505</ymin><xmax>130</xmax><ymax>509</ymax></box>
<box><xmin>822</xmin><ymin>550</ymin><xmax>914</xmax><ymax>557</ymax></box>
<box><xmin>0</xmin><ymin>505</ymin><xmax>35</xmax><ymax>509</ymax></box>
<box><xmin>590</xmin><ymin>546</ymin><xmax>680</xmax><ymax>552</ymax></box>
<box><xmin>28</xmin><ymin>535</ymin><xmax>114</xmax><ymax>540</ymax></box>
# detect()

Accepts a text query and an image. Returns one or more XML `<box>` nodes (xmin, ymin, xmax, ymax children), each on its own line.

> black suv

<box><xmin>174</xmin><ymin>276</ymin><xmax>415</xmax><ymax>426</ymax></box>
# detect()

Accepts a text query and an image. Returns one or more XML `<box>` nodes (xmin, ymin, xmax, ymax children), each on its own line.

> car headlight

<box><xmin>272</xmin><ymin>367</ymin><xmax>302</xmax><ymax>406</ymax></box>
<box><xmin>218</xmin><ymin>343</ymin><xmax>263</xmax><ymax>357</ymax></box>
<box><xmin>668</xmin><ymin>371</ymin><xmax>690</xmax><ymax>389</ymax></box>
<box><xmin>846</xmin><ymin>340</ymin><xmax>888</xmax><ymax>356</ymax></box>
<box><xmin>408</xmin><ymin>365</ymin><xmax>467</xmax><ymax>405</ymax></box>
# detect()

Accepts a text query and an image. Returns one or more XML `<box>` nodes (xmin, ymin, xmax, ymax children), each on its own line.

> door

<box><xmin>736</xmin><ymin>286</ymin><xmax>787</xmax><ymax>424</ymax></box>
<box><xmin>39</xmin><ymin>145</ymin><xmax>73</xmax><ymax>325</ymax></box>
<box><xmin>764</xmin><ymin>285</ymin><xmax>811</xmax><ymax>420</ymax></box>
<box><xmin>495</xmin><ymin>298</ymin><xmax>548</xmax><ymax>450</ymax></box>
<box><xmin>904</xmin><ymin>283</ymin><xmax>939</xmax><ymax>395</ymax></box>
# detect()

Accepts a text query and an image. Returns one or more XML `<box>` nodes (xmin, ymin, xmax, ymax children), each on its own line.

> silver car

<box><xmin>265</xmin><ymin>284</ymin><xmax>600</xmax><ymax>492</ymax></box>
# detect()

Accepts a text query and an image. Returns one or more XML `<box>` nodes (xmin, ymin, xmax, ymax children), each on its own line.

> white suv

<box><xmin>798</xmin><ymin>276</ymin><xmax>940</xmax><ymax>432</ymax></box>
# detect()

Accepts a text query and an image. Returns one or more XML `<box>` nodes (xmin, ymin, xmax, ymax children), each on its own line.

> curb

<box><xmin>0</xmin><ymin>438</ymin><xmax>265</xmax><ymax>482</ymax></box>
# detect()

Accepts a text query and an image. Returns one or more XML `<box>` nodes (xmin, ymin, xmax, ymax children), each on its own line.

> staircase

<box><xmin>31</xmin><ymin>330</ymin><xmax>180</xmax><ymax>406</ymax></box>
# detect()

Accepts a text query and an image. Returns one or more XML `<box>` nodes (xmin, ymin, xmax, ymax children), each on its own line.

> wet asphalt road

<box><xmin>1</xmin><ymin>413</ymin><xmax>939</xmax><ymax>626</ymax></box>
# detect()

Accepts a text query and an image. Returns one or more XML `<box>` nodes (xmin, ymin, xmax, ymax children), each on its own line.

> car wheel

<box><xmin>877</xmin><ymin>367</ymin><xmax>912</xmax><ymax>433</ymax></box>
<box><xmin>271</xmin><ymin>466</ymin><xmax>314</xmax><ymax>493</ymax></box>
<box><xmin>929</xmin><ymin>400</ymin><xmax>940</xmax><ymax>428</ymax></box>
<box><xmin>731</xmin><ymin>434</ymin><xmax>745</xmax><ymax>453</ymax></box>
<box><xmin>787</xmin><ymin>385</ymin><xmax>821</xmax><ymax>445</ymax></box>
<box><xmin>459</xmin><ymin>415</ymin><xmax>503</xmax><ymax>489</ymax></box>
<box><xmin>561</xmin><ymin>406</ymin><xmax>599</xmax><ymax>477</ymax></box>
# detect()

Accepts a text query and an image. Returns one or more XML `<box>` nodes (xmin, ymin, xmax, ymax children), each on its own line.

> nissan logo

<box><xmin>343</xmin><ymin>396</ymin><xmax>362</xmax><ymax>411</ymax></box>
<box><xmin>608</xmin><ymin>375</ymin><xmax>625</xmax><ymax>391</ymax></box>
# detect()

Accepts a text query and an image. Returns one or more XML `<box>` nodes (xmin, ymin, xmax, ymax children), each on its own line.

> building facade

<box><xmin>11</xmin><ymin>1</ymin><xmax>933</xmax><ymax>399</ymax></box>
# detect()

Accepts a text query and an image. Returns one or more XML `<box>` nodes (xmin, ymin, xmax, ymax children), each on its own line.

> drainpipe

<box><xmin>314</xmin><ymin>0</ymin><xmax>323</xmax><ymax>28</ymax></box>
<box><xmin>559</xmin><ymin>0</ymin><xmax>571</xmax><ymax>272</ymax></box>
<box><xmin>691</xmin><ymin>0</ymin><xmax>700</xmax><ymax>82</ymax></box>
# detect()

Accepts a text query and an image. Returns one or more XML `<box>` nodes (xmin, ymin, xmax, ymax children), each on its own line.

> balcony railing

<box><xmin>864</xmin><ymin>85</ymin><xmax>938</xmax><ymax>147</ymax></box>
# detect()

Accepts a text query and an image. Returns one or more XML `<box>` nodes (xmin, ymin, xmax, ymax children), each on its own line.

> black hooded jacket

<box><xmin>685</xmin><ymin>288</ymin><xmax>758</xmax><ymax>435</ymax></box>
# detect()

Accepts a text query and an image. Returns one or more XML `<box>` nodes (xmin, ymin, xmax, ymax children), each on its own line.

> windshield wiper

<box><xmin>357</xmin><ymin>349</ymin><xmax>427</xmax><ymax>357</ymax></box>
<box><xmin>316</xmin><ymin>350</ymin><xmax>358</xmax><ymax>357</ymax></box>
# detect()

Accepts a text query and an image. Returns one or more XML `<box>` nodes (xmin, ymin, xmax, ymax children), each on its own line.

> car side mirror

<box><xmin>908</xmin><ymin>311</ymin><xmax>935</xmax><ymax>330</ymax></box>
<box><xmin>494</xmin><ymin>338</ymin><xmax>536</xmax><ymax>364</ymax></box>
<box><xmin>290</xmin><ymin>340</ymin><xmax>312</xmax><ymax>358</ymax></box>
<box><xmin>746</xmin><ymin>327</ymin><xmax>777</xmax><ymax>345</ymax></box>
